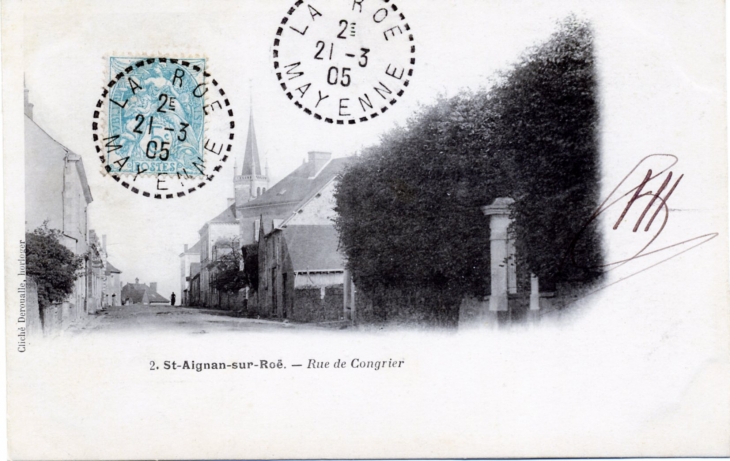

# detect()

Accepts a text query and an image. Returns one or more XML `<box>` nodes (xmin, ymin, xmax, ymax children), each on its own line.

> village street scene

<box><xmin>23</xmin><ymin>18</ymin><xmax>603</xmax><ymax>336</ymax></box>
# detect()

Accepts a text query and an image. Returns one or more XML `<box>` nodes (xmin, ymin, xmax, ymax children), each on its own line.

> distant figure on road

<box><xmin>170</xmin><ymin>292</ymin><xmax>176</xmax><ymax>306</ymax></box>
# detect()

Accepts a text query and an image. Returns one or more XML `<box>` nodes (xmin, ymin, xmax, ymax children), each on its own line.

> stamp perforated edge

<box><xmin>92</xmin><ymin>53</ymin><xmax>236</xmax><ymax>199</ymax></box>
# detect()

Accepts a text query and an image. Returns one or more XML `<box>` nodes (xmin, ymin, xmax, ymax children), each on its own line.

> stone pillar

<box><xmin>530</xmin><ymin>274</ymin><xmax>540</xmax><ymax>311</ymax></box>
<box><xmin>350</xmin><ymin>280</ymin><xmax>356</xmax><ymax>323</ymax></box>
<box><xmin>343</xmin><ymin>269</ymin><xmax>351</xmax><ymax>321</ymax></box>
<box><xmin>342</xmin><ymin>269</ymin><xmax>357</xmax><ymax>323</ymax></box>
<box><xmin>481</xmin><ymin>198</ymin><xmax>515</xmax><ymax>314</ymax></box>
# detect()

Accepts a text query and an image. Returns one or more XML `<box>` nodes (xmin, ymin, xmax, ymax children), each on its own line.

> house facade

<box><xmin>256</xmin><ymin>168</ymin><xmax>357</xmax><ymax>322</ymax></box>
<box><xmin>24</xmin><ymin>89</ymin><xmax>97</xmax><ymax>326</ymax></box>
<box><xmin>188</xmin><ymin>263</ymin><xmax>202</xmax><ymax>306</ymax></box>
<box><xmin>105</xmin><ymin>261</ymin><xmax>122</xmax><ymax>307</ymax></box>
<box><xmin>197</xmin><ymin>205</ymin><xmax>240</xmax><ymax>307</ymax></box>
<box><xmin>179</xmin><ymin>107</ymin><xmax>269</xmax><ymax>309</ymax></box>
<box><xmin>179</xmin><ymin>241</ymin><xmax>201</xmax><ymax>306</ymax></box>
<box><xmin>258</xmin><ymin>224</ymin><xmax>346</xmax><ymax>322</ymax></box>
<box><xmin>86</xmin><ymin>230</ymin><xmax>107</xmax><ymax>314</ymax></box>
<box><xmin>237</xmin><ymin>151</ymin><xmax>350</xmax><ymax>246</ymax></box>
<box><xmin>178</xmin><ymin>104</ymin><xmax>358</xmax><ymax>318</ymax></box>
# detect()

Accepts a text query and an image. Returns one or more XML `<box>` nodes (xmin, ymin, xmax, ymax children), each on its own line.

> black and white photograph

<box><xmin>3</xmin><ymin>0</ymin><xmax>729</xmax><ymax>458</ymax></box>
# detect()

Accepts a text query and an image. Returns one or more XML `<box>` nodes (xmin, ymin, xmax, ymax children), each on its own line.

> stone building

<box><xmin>188</xmin><ymin>263</ymin><xmax>202</xmax><ymax>306</ymax></box>
<box><xmin>197</xmin><ymin>205</ymin><xmax>241</xmax><ymax>307</ymax></box>
<box><xmin>101</xmin><ymin>234</ymin><xmax>122</xmax><ymax>308</ymax></box>
<box><xmin>258</xmin><ymin>224</ymin><xmax>346</xmax><ymax>321</ymax></box>
<box><xmin>121</xmin><ymin>279</ymin><xmax>169</xmax><ymax>305</ymax></box>
<box><xmin>179</xmin><ymin>103</ymin><xmax>358</xmax><ymax>315</ymax></box>
<box><xmin>237</xmin><ymin>151</ymin><xmax>354</xmax><ymax>246</ymax></box>
<box><xmin>105</xmin><ymin>261</ymin><xmax>122</xmax><ymax>307</ymax></box>
<box><xmin>256</xmin><ymin>168</ymin><xmax>356</xmax><ymax>322</ymax></box>
<box><xmin>179</xmin><ymin>241</ymin><xmax>200</xmax><ymax>306</ymax></box>
<box><xmin>86</xmin><ymin>230</ymin><xmax>107</xmax><ymax>314</ymax></box>
<box><xmin>25</xmin><ymin>88</ymin><xmax>94</xmax><ymax>323</ymax></box>
<box><xmin>180</xmin><ymin>107</ymin><xmax>268</xmax><ymax>308</ymax></box>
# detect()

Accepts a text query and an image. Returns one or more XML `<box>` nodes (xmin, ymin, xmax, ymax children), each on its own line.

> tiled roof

<box><xmin>210</xmin><ymin>203</ymin><xmax>237</xmax><ymax>223</ymax></box>
<box><xmin>242</xmin><ymin>157</ymin><xmax>355</xmax><ymax>209</ymax></box>
<box><xmin>187</xmin><ymin>240</ymin><xmax>201</xmax><ymax>253</ymax></box>
<box><xmin>120</xmin><ymin>282</ymin><xmax>169</xmax><ymax>304</ymax></box>
<box><xmin>147</xmin><ymin>290</ymin><xmax>170</xmax><ymax>303</ymax></box>
<box><xmin>121</xmin><ymin>284</ymin><xmax>147</xmax><ymax>304</ymax></box>
<box><xmin>105</xmin><ymin>261</ymin><xmax>122</xmax><ymax>274</ymax></box>
<box><xmin>282</xmin><ymin>225</ymin><xmax>345</xmax><ymax>273</ymax></box>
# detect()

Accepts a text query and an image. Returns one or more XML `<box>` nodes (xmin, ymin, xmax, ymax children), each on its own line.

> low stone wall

<box><xmin>354</xmin><ymin>288</ymin><xmax>461</xmax><ymax>327</ymax></box>
<box><xmin>290</xmin><ymin>286</ymin><xmax>343</xmax><ymax>323</ymax></box>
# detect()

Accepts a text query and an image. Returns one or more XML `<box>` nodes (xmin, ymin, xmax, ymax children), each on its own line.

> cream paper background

<box><xmin>3</xmin><ymin>0</ymin><xmax>729</xmax><ymax>458</ymax></box>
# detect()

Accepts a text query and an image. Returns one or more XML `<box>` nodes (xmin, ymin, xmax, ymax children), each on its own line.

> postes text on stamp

<box><xmin>93</xmin><ymin>56</ymin><xmax>235</xmax><ymax>199</ymax></box>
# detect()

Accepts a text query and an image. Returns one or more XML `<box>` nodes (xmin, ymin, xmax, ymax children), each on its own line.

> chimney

<box><xmin>150</xmin><ymin>282</ymin><xmax>157</xmax><ymax>293</ymax></box>
<box><xmin>102</xmin><ymin>234</ymin><xmax>107</xmax><ymax>253</ymax></box>
<box><xmin>184</xmin><ymin>244</ymin><xmax>189</xmax><ymax>252</ymax></box>
<box><xmin>308</xmin><ymin>151</ymin><xmax>331</xmax><ymax>177</ymax></box>
<box><xmin>135</xmin><ymin>278</ymin><xmax>139</xmax><ymax>284</ymax></box>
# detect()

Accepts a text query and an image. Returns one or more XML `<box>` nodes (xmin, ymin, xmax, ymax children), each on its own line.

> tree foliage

<box><xmin>243</xmin><ymin>243</ymin><xmax>259</xmax><ymax>293</ymax></box>
<box><xmin>26</xmin><ymin>223</ymin><xmax>85</xmax><ymax>309</ymax></box>
<box><xmin>489</xmin><ymin>16</ymin><xmax>602</xmax><ymax>285</ymax></box>
<box><xmin>334</xmin><ymin>16</ymin><xmax>602</xmax><ymax>320</ymax></box>
<box><xmin>209</xmin><ymin>239</ymin><xmax>247</xmax><ymax>294</ymax></box>
<box><xmin>209</xmin><ymin>239</ymin><xmax>259</xmax><ymax>294</ymax></box>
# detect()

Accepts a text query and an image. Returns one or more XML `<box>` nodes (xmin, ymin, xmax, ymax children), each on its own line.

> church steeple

<box><xmin>241</xmin><ymin>107</ymin><xmax>262</xmax><ymax>177</ymax></box>
<box><xmin>234</xmin><ymin>99</ymin><xmax>269</xmax><ymax>207</ymax></box>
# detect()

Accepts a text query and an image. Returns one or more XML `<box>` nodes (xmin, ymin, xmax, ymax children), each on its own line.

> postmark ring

<box><xmin>92</xmin><ymin>56</ymin><xmax>235</xmax><ymax>199</ymax></box>
<box><xmin>273</xmin><ymin>0</ymin><xmax>416</xmax><ymax>125</ymax></box>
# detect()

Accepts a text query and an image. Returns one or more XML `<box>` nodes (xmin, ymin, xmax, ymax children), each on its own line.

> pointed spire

<box><xmin>241</xmin><ymin>97</ymin><xmax>262</xmax><ymax>177</ymax></box>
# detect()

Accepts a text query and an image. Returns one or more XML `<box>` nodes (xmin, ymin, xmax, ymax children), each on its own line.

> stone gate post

<box><xmin>481</xmin><ymin>197</ymin><xmax>516</xmax><ymax>315</ymax></box>
<box><xmin>343</xmin><ymin>268</ymin><xmax>355</xmax><ymax>322</ymax></box>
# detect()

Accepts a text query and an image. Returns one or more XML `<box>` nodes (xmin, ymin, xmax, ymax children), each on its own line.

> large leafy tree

<box><xmin>209</xmin><ymin>239</ymin><xmax>259</xmax><ymax>294</ymax></box>
<box><xmin>26</xmin><ymin>224</ymin><xmax>85</xmax><ymax>309</ymax></box>
<box><xmin>334</xmin><ymin>16</ymin><xmax>602</xmax><ymax>322</ymax></box>
<box><xmin>335</xmin><ymin>98</ymin><xmax>495</xmax><ymax>322</ymax></box>
<box><xmin>490</xmin><ymin>16</ymin><xmax>602</xmax><ymax>286</ymax></box>
<box><xmin>209</xmin><ymin>239</ymin><xmax>247</xmax><ymax>294</ymax></box>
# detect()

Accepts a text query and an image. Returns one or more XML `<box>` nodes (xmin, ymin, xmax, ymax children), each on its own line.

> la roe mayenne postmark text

<box><xmin>93</xmin><ymin>57</ymin><xmax>236</xmax><ymax>199</ymax></box>
<box><xmin>273</xmin><ymin>0</ymin><xmax>416</xmax><ymax>124</ymax></box>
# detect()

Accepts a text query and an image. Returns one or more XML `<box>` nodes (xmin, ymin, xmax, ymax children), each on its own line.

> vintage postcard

<box><xmin>3</xmin><ymin>0</ymin><xmax>729</xmax><ymax>458</ymax></box>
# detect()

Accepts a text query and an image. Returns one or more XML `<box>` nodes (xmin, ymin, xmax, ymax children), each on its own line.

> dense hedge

<box><xmin>334</xmin><ymin>17</ymin><xmax>602</xmax><ymax>322</ymax></box>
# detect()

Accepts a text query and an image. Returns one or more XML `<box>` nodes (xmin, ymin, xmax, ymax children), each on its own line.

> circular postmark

<box><xmin>92</xmin><ymin>56</ymin><xmax>235</xmax><ymax>199</ymax></box>
<box><xmin>273</xmin><ymin>0</ymin><xmax>415</xmax><ymax>125</ymax></box>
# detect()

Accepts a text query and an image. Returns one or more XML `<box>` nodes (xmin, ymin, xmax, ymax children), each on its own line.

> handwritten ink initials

<box><xmin>613</xmin><ymin>169</ymin><xmax>683</xmax><ymax>233</ymax></box>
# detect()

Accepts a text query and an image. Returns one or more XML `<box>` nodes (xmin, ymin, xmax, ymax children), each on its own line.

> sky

<box><xmin>22</xmin><ymin>0</ymin><xmax>726</xmax><ymax>298</ymax></box>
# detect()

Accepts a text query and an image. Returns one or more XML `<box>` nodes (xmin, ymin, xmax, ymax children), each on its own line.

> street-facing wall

<box><xmin>289</xmin><ymin>286</ymin><xmax>343</xmax><ymax>323</ymax></box>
